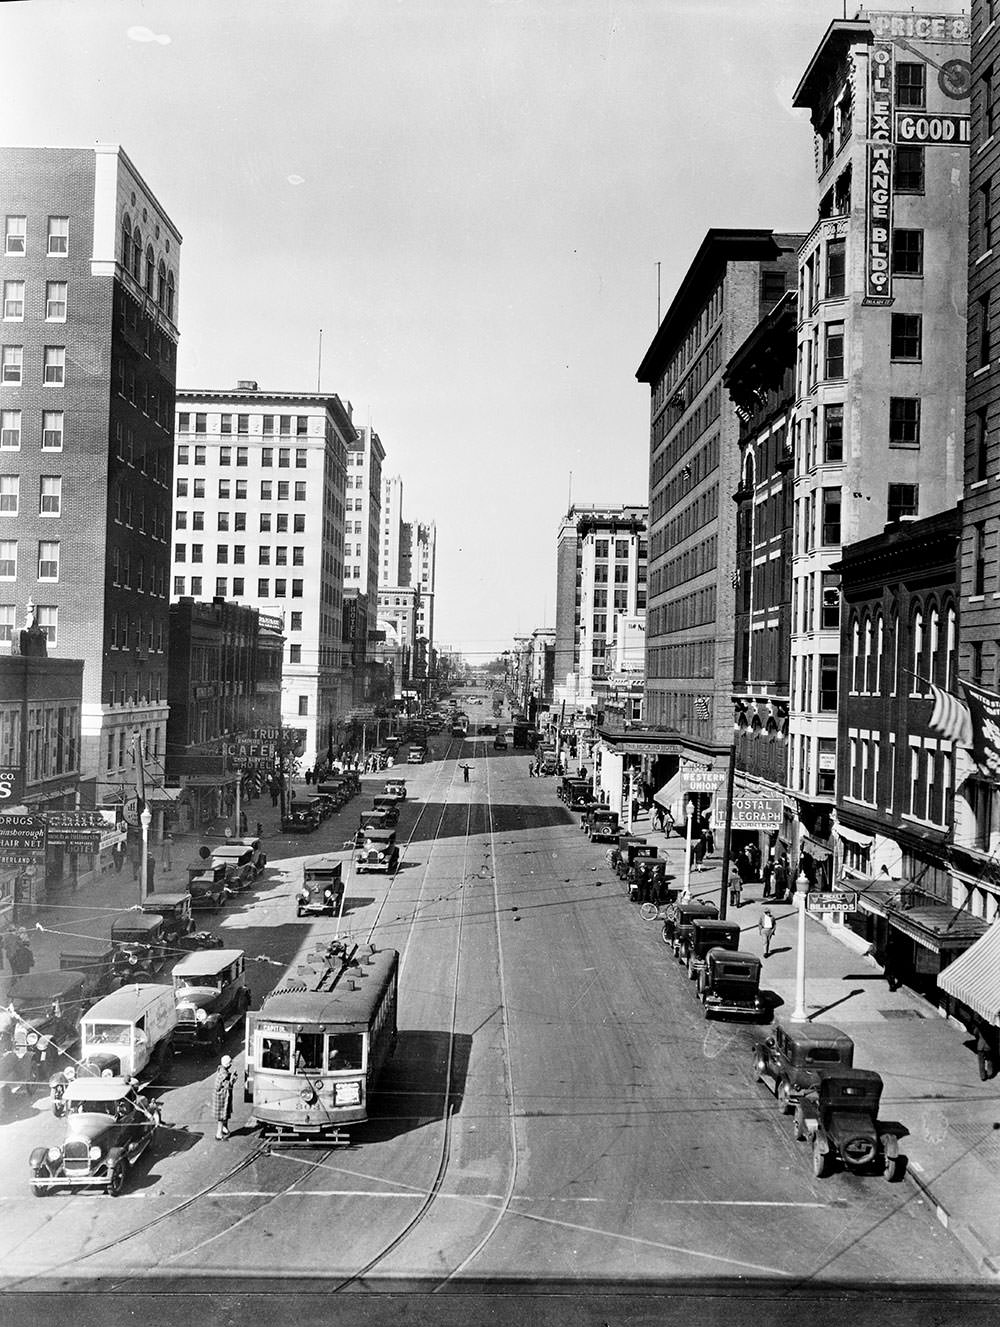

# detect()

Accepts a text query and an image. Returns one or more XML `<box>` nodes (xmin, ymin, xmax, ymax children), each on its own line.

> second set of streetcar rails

<box><xmin>32</xmin><ymin>731</ymin><xmax>522</xmax><ymax>1288</ymax></box>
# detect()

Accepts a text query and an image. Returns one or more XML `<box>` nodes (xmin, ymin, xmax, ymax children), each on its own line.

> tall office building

<box><xmin>791</xmin><ymin>14</ymin><xmax>969</xmax><ymax>860</ymax></box>
<box><xmin>170</xmin><ymin>383</ymin><xmax>354</xmax><ymax>770</ymax></box>
<box><xmin>343</xmin><ymin>424</ymin><xmax>384</xmax><ymax>708</ymax></box>
<box><xmin>410</xmin><ymin>520</ymin><xmax>436</xmax><ymax>658</ymax></box>
<box><xmin>0</xmin><ymin>144</ymin><xmax>181</xmax><ymax>807</ymax></box>
<box><xmin>379</xmin><ymin>474</ymin><xmax>404</xmax><ymax>586</ymax></box>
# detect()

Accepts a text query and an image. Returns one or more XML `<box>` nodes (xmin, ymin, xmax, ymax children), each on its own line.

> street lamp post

<box><xmin>790</xmin><ymin>869</ymin><xmax>810</xmax><ymax>1022</ymax></box>
<box><xmin>140</xmin><ymin>805</ymin><xmax>152</xmax><ymax>903</ymax></box>
<box><xmin>681</xmin><ymin>798</ymin><xmax>695</xmax><ymax>900</ymax></box>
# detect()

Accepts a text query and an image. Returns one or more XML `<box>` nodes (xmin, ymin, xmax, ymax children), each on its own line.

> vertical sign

<box><xmin>865</xmin><ymin>39</ymin><xmax>894</xmax><ymax>306</ymax></box>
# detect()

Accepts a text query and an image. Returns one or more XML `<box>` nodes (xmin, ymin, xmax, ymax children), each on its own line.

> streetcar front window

<box><xmin>261</xmin><ymin>1036</ymin><xmax>291</xmax><ymax>1070</ymax></box>
<box><xmin>326</xmin><ymin>1032</ymin><xmax>364</xmax><ymax>1071</ymax></box>
<box><xmin>294</xmin><ymin>1031</ymin><xmax>325</xmax><ymax>1070</ymax></box>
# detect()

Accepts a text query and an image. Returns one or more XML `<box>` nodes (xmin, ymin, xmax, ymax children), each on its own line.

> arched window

<box><xmin>851</xmin><ymin>616</ymin><xmax>861</xmax><ymax>693</ymax></box>
<box><xmin>166</xmin><ymin>271</ymin><xmax>175</xmax><ymax>320</ymax></box>
<box><xmin>121</xmin><ymin>213</ymin><xmax>131</xmax><ymax>266</ymax></box>
<box><xmin>928</xmin><ymin>605</ymin><xmax>940</xmax><ymax>687</ymax></box>
<box><xmin>863</xmin><ymin>615</ymin><xmax>873</xmax><ymax>693</ymax></box>
<box><xmin>875</xmin><ymin>613</ymin><xmax>884</xmax><ymax>694</ymax></box>
<box><xmin>145</xmin><ymin>245</ymin><xmax>155</xmax><ymax>295</ymax></box>
<box><xmin>157</xmin><ymin>259</ymin><xmax>166</xmax><ymax>307</ymax></box>
<box><xmin>946</xmin><ymin>604</ymin><xmax>957</xmax><ymax>690</ymax></box>
<box><xmin>912</xmin><ymin>609</ymin><xmax>924</xmax><ymax>694</ymax></box>
<box><xmin>131</xmin><ymin>228</ymin><xmax>143</xmax><ymax>281</ymax></box>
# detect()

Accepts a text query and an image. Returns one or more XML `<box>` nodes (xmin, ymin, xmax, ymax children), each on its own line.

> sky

<box><xmin>0</xmin><ymin>0</ymin><xmax>970</xmax><ymax>659</ymax></box>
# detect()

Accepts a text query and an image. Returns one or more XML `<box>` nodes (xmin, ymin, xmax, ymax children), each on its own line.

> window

<box><xmin>191</xmin><ymin>544</ymin><xmax>203</xmax><ymax>563</ymax></box>
<box><xmin>290</xmin><ymin>612</ymin><xmax>302</xmax><ymax>630</ymax></box>
<box><xmin>294</xmin><ymin>482</ymin><xmax>306</xmax><ymax>500</ymax></box>
<box><xmin>220</xmin><ymin>414</ymin><xmax>233</xmax><ymax>435</ymax></box>
<box><xmin>0</xmin><ymin>476</ymin><xmax>18</xmax><ymax>514</ymax></box>
<box><xmin>233</xmin><ymin>544</ymin><xmax>245</xmax><ymax>564</ymax></box>
<box><xmin>298</xmin><ymin>695</ymin><xmax>309</xmax><ymax>716</ymax></box>
<box><xmin>262</xmin><ymin>416</ymin><xmax>275</xmax><ymax>435</ymax></box>
<box><xmin>176</xmin><ymin>510</ymin><xmax>188</xmax><ymax>531</ymax></box>
<box><xmin>173</xmin><ymin>576</ymin><xmax>185</xmax><ymax>596</ymax></box>
<box><xmin>895</xmin><ymin>61</ymin><xmax>925</xmax><ymax>108</ymax></box>
<box><xmin>276</xmin><ymin>513</ymin><xmax>288</xmax><ymax>532</ymax></box>
<box><xmin>278</xmin><ymin>448</ymin><xmax>290</xmax><ymax>468</ymax></box>
<box><xmin>237</xmin><ymin>447</ymin><xmax>248</xmax><ymax>467</ymax></box>
<box><xmin>887</xmin><ymin>483</ymin><xmax>918</xmax><ymax>522</ymax></box>
<box><xmin>274</xmin><ymin>578</ymin><xmax>286</xmax><ymax>596</ymax></box>
<box><xmin>296</xmin><ymin>416</ymin><xmax>308</xmax><ymax>437</ymax></box>
<box><xmin>193</xmin><ymin>478</ymin><xmax>205</xmax><ymax>498</ymax></box>
<box><xmin>981</xmin><ymin>185</ymin><xmax>995</xmax><ymax>255</ymax></box>
<box><xmin>290</xmin><ymin>644</ymin><xmax>301</xmax><ymax>663</ymax></box>
<box><xmin>821</xmin><ymin>487</ymin><xmax>841</xmax><ymax>545</ymax></box>
<box><xmin>47</xmin><ymin>217</ymin><xmax>68</xmax><ymax>255</ymax></box>
<box><xmin>890</xmin><ymin>313</ymin><xmax>922</xmax><ymax>361</ymax></box>
<box><xmin>195</xmin><ymin>413</ymin><xmax>207</xmax><ymax>434</ymax></box>
<box><xmin>237</xmin><ymin>414</ymin><xmax>249</xmax><ymax>435</ymax></box>
<box><xmin>3</xmin><ymin>280</ymin><xmax>24</xmax><ymax>320</ymax></box>
<box><xmin>975</xmin><ymin>408</ymin><xmax>989</xmax><ymax>483</ymax></box>
<box><xmin>175</xmin><ymin>543</ymin><xmax>186</xmax><ymax>562</ymax></box>
<box><xmin>234</xmin><ymin>511</ymin><xmax>246</xmax><ymax>530</ymax></box>
<box><xmin>2</xmin><ymin>346</ymin><xmax>23</xmax><ymax>383</ymax></box>
<box><xmin>43</xmin><ymin>346</ymin><xmax>65</xmax><ymax>384</ymax></box>
<box><xmin>215</xmin><ymin>577</ymin><xmax>227</xmax><ymax>597</ymax></box>
<box><xmin>45</xmin><ymin>282</ymin><xmax>67</xmax><ymax>321</ymax></box>
<box><xmin>190</xmin><ymin>576</ymin><xmax>202</xmax><ymax>596</ymax></box>
<box><xmin>894</xmin><ymin>145</ymin><xmax>924</xmax><ymax>193</ymax></box>
<box><xmin>293</xmin><ymin>546</ymin><xmax>304</xmax><ymax>565</ymax></box>
<box><xmin>192</xmin><ymin>511</ymin><xmax>204</xmax><ymax>531</ymax></box>
<box><xmin>219</xmin><ymin>446</ymin><xmax>231</xmax><ymax>467</ymax></box>
<box><xmin>279</xmin><ymin>415</ymin><xmax>292</xmax><ymax>436</ymax></box>
<box><xmin>979</xmin><ymin>294</ymin><xmax>992</xmax><ymax>367</ymax></box>
<box><xmin>261</xmin><ymin>481</ymin><xmax>272</xmax><ymax>501</ymax></box>
<box><xmin>219</xmin><ymin>479</ymin><xmax>231</xmax><ymax>500</ymax></box>
<box><xmin>262</xmin><ymin>448</ymin><xmax>273</xmax><ymax>467</ymax></box>
<box><xmin>889</xmin><ymin>397</ymin><xmax>920</xmax><ymax>448</ymax></box>
<box><xmin>277</xmin><ymin>481</ymin><xmax>289</xmax><ymax>501</ymax></box>
<box><xmin>235</xmin><ymin>479</ymin><xmax>247</xmax><ymax>500</ymax></box>
<box><xmin>41</xmin><ymin>411</ymin><xmax>63</xmax><ymax>450</ymax></box>
<box><xmin>1</xmin><ymin>410</ymin><xmax>20</xmax><ymax>450</ymax></box>
<box><xmin>218</xmin><ymin>513</ymin><xmax>229</xmax><ymax>532</ymax></box>
<box><xmin>37</xmin><ymin>540</ymin><xmax>59</xmax><ymax>580</ymax></box>
<box><xmin>823</xmin><ymin>403</ymin><xmax>844</xmax><ymax>462</ymax></box>
<box><xmin>260</xmin><ymin>513</ymin><xmax>272</xmax><ymax>532</ymax></box>
<box><xmin>292</xmin><ymin>579</ymin><xmax>303</xmax><ymax>597</ymax></box>
<box><xmin>819</xmin><ymin>655</ymin><xmax>839</xmax><ymax>712</ymax></box>
<box><xmin>259</xmin><ymin>545</ymin><xmax>271</xmax><ymax>565</ymax></box>
<box><xmin>39</xmin><ymin>476</ymin><xmax>61</xmax><ymax>515</ymax></box>
<box><xmin>258</xmin><ymin>578</ymin><xmax>269</xmax><ymax>596</ymax></box>
<box><xmin>194</xmin><ymin>445</ymin><xmax>206</xmax><ymax>465</ymax></box>
<box><xmin>892</xmin><ymin>228</ymin><xmax>923</xmax><ymax>275</ymax></box>
<box><xmin>177</xmin><ymin>444</ymin><xmax>189</xmax><ymax>465</ymax></box>
<box><xmin>987</xmin><ymin>63</ymin><xmax>1000</xmax><ymax>140</ymax></box>
<box><xmin>824</xmin><ymin>322</ymin><xmax>845</xmax><ymax>378</ymax></box>
<box><xmin>0</xmin><ymin>540</ymin><xmax>16</xmax><ymax>578</ymax></box>
<box><xmin>295</xmin><ymin>448</ymin><xmax>307</xmax><ymax>468</ymax></box>
<box><xmin>825</xmin><ymin>239</ymin><xmax>846</xmax><ymax>298</ymax></box>
<box><xmin>36</xmin><ymin>606</ymin><xmax>56</xmax><ymax>645</ymax></box>
<box><xmin>5</xmin><ymin>216</ymin><xmax>25</xmax><ymax>254</ymax></box>
<box><xmin>232</xmin><ymin>577</ymin><xmax>244</xmax><ymax>595</ymax></box>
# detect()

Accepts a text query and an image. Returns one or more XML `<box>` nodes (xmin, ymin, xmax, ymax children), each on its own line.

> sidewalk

<box><xmin>633</xmin><ymin>809</ymin><xmax>1000</xmax><ymax>1276</ymax></box>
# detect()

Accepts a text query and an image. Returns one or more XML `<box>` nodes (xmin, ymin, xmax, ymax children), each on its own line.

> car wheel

<box><xmin>660</xmin><ymin>925</ymin><xmax>671</xmax><ymax>947</ymax></box>
<box><xmin>792</xmin><ymin>1106</ymin><xmax>807</xmax><ymax>1142</ymax></box>
<box><xmin>777</xmin><ymin>1079</ymin><xmax>794</xmax><ymax>1115</ymax></box>
<box><xmin>754</xmin><ymin>1053</ymin><xmax>768</xmax><ymax>1083</ymax></box>
<box><xmin>978</xmin><ymin>1047</ymin><xmax>997</xmax><ymax>1081</ymax></box>
<box><xmin>812</xmin><ymin>1141</ymin><xmax>832</xmax><ymax>1179</ymax></box>
<box><xmin>108</xmin><ymin>1161</ymin><xmax>127</xmax><ymax>1197</ymax></box>
<box><xmin>885</xmin><ymin>1153</ymin><xmax>907</xmax><ymax>1183</ymax></box>
<box><xmin>639</xmin><ymin>902</ymin><xmax>658</xmax><ymax>922</ymax></box>
<box><xmin>31</xmin><ymin>1167</ymin><xmax>51</xmax><ymax>1197</ymax></box>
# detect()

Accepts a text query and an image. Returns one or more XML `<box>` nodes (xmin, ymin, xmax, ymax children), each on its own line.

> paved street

<box><xmin>0</xmin><ymin>720</ymin><xmax>985</xmax><ymax>1300</ymax></box>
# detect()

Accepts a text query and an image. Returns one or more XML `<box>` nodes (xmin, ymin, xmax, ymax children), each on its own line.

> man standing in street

<box><xmin>759</xmin><ymin>908</ymin><xmax>776</xmax><ymax>958</ymax></box>
<box><xmin>212</xmin><ymin>1054</ymin><xmax>236</xmax><ymax>1140</ymax></box>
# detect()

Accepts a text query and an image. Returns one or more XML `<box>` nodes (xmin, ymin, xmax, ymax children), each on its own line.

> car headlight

<box><xmin>47</xmin><ymin>1146</ymin><xmax>61</xmax><ymax>1162</ymax></box>
<box><xmin>195</xmin><ymin>1008</ymin><xmax>208</xmax><ymax>1023</ymax></box>
<box><xmin>26</xmin><ymin>1031</ymin><xmax>39</xmax><ymax>1047</ymax></box>
<box><xmin>88</xmin><ymin>1145</ymin><xmax>102</xmax><ymax>1161</ymax></box>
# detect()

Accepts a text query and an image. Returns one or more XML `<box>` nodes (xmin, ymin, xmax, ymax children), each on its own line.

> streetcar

<box><xmin>450</xmin><ymin>713</ymin><xmax>469</xmax><ymax>737</ymax></box>
<box><xmin>243</xmin><ymin>939</ymin><xmax>398</xmax><ymax>1144</ymax></box>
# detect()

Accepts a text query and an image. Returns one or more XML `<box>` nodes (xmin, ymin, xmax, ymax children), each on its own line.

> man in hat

<box><xmin>212</xmin><ymin>1054</ymin><xmax>236</xmax><ymax>1140</ymax></box>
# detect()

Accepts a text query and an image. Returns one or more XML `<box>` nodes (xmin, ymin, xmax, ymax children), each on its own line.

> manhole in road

<box><xmin>879</xmin><ymin>1008</ymin><xmax>927</xmax><ymax>1019</ymax></box>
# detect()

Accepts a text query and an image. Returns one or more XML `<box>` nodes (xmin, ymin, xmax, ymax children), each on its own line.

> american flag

<box><xmin>694</xmin><ymin>695</ymin><xmax>711</xmax><ymax>721</ymax></box>
<box><xmin>928</xmin><ymin>684</ymin><xmax>973</xmax><ymax>746</ymax></box>
<box><xmin>682</xmin><ymin>463</ymin><xmax>693</xmax><ymax>481</ymax></box>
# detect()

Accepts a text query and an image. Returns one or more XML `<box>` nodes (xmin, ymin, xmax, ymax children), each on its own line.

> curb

<box><xmin>904</xmin><ymin>1161</ymin><xmax>1000</xmax><ymax>1277</ymax></box>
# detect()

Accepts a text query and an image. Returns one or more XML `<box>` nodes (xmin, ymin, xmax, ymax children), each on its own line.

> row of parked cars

<box><xmin>282</xmin><ymin>772</ymin><xmax>362</xmax><ymax>833</ymax></box>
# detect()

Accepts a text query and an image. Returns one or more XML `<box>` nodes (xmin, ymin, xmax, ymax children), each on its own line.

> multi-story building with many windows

<box><xmin>343</xmin><ymin>424</ymin><xmax>384</xmax><ymax>708</ymax></box>
<box><xmin>410</xmin><ymin>520</ymin><xmax>436</xmax><ymax>662</ymax></box>
<box><xmin>379</xmin><ymin>474</ymin><xmax>404</xmax><ymax>587</ymax></box>
<box><xmin>552</xmin><ymin>505</ymin><xmax>647</xmax><ymax>718</ymax></box>
<box><xmin>170</xmin><ymin>382</ymin><xmax>353</xmax><ymax>770</ymax></box>
<box><xmin>791</xmin><ymin>14</ymin><xmax>969</xmax><ymax>863</ymax></box>
<box><xmin>0</xmin><ymin>144</ymin><xmax>181</xmax><ymax>808</ymax></box>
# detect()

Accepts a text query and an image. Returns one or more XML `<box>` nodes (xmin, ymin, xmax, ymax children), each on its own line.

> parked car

<box><xmin>792</xmin><ymin>1068</ymin><xmax>906</xmax><ymax>1181</ymax></box>
<box><xmin>317</xmin><ymin>780</ymin><xmax>350</xmax><ymax>808</ymax></box>
<box><xmin>210</xmin><ymin>843</ymin><xmax>264</xmax><ymax>892</ymax></box>
<box><xmin>60</xmin><ymin>943</ymin><xmax>117</xmax><ymax>1002</ymax></box>
<box><xmin>754</xmin><ymin>1021</ymin><xmax>855</xmax><ymax>1114</ymax></box>
<box><xmin>662</xmin><ymin>899</ymin><xmax>718</xmax><ymax>952</ymax></box>
<box><xmin>0</xmin><ymin>971</ymin><xmax>87</xmax><ymax>1116</ymax></box>
<box><xmin>170</xmin><ymin>949</ymin><xmax>250</xmax><ymax>1052</ymax></box>
<box><xmin>78</xmin><ymin>984</ymin><xmax>177</xmax><ymax>1083</ymax></box>
<box><xmin>297</xmin><ymin>856</ymin><xmax>345</xmax><ymax>917</ymax></box>
<box><xmin>355</xmin><ymin>827</ymin><xmax>400</xmax><ymax>874</ymax></box>
<box><xmin>140</xmin><ymin>892</ymin><xmax>195</xmax><ymax>944</ymax></box>
<box><xmin>371</xmin><ymin>796</ymin><xmax>400</xmax><ymax>826</ymax></box>
<box><xmin>110</xmin><ymin>913</ymin><xmax>170</xmax><ymax>980</ymax></box>
<box><xmin>29</xmin><ymin>1076</ymin><xmax>161</xmax><ymax>1197</ymax></box>
<box><xmin>282</xmin><ymin>797</ymin><xmax>324</xmax><ymax>833</ymax></box>
<box><xmin>383</xmin><ymin>778</ymin><xmax>407</xmax><ymax>801</ymax></box>
<box><xmin>407</xmin><ymin>745</ymin><xmax>427</xmax><ymax>764</ymax></box>
<box><xmin>186</xmin><ymin>860</ymin><xmax>229</xmax><ymax>910</ymax></box>
<box><xmin>697</xmin><ymin>948</ymin><xmax>763</xmax><ymax>1019</ymax></box>
<box><xmin>360</xmin><ymin>807</ymin><xmax>394</xmax><ymax>834</ymax></box>
<box><xmin>586</xmin><ymin>809</ymin><xmax>621</xmax><ymax>844</ymax></box>
<box><xmin>493</xmin><ymin>733</ymin><xmax>508</xmax><ymax>750</ymax></box>
<box><xmin>679</xmin><ymin>917</ymin><xmax>742</xmax><ymax>978</ymax></box>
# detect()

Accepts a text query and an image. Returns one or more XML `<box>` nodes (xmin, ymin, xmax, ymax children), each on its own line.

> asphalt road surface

<box><xmin>0</xmin><ymin>705</ymin><xmax>984</xmax><ymax>1304</ymax></box>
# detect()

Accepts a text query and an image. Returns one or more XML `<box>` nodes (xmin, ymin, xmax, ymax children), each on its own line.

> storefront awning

<box><xmin>801</xmin><ymin>836</ymin><xmax>833</xmax><ymax>860</ymax></box>
<box><xmin>937</xmin><ymin>924</ymin><xmax>1000</xmax><ymax>1022</ymax></box>
<box><xmin>853</xmin><ymin>880</ymin><xmax>988</xmax><ymax>953</ymax></box>
<box><xmin>836</xmin><ymin>824</ymin><xmax>873</xmax><ymax>849</ymax></box>
<box><xmin>653</xmin><ymin>772</ymin><xmax>682</xmax><ymax>810</ymax></box>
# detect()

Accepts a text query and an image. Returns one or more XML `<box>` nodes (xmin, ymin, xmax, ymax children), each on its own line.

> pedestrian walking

<box><xmin>759</xmin><ymin>908</ymin><xmax>776</xmax><ymax>958</ymax></box>
<box><xmin>762</xmin><ymin>853</ymin><xmax>775</xmax><ymax>899</ymax></box>
<box><xmin>8</xmin><ymin>934</ymin><xmax>33</xmax><ymax>977</ymax></box>
<box><xmin>304</xmin><ymin>767</ymin><xmax>313</xmax><ymax>786</ymax></box>
<box><xmin>161</xmin><ymin>833</ymin><xmax>174</xmax><ymax>872</ymax></box>
<box><xmin>239</xmin><ymin>809</ymin><xmax>248</xmax><ymax>835</ymax></box>
<box><xmin>773</xmin><ymin>857</ymin><xmax>789</xmax><ymax>903</ymax></box>
<box><xmin>652</xmin><ymin>805</ymin><xmax>665</xmax><ymax>833</ymax></box>
<box><xmin>728</xmin><ymin>865</ymin><xmax>743</xmax><ymax>908</ymax></box>
<box><xmin>212</xmin><ymin>1054</ymin><xmax>236</xmax><ymax>1140</ymax></box>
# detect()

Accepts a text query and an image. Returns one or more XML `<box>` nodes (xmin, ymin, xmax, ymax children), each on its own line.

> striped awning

<box><xmin>937</xmin><ymin>923</ymin><xmax>1000</xmax><ymax>1022</ymax></box>
<box><xmin>653</xmin><ymin>772</ymin><xmax>682</xmax><ymax>810</ymax></box>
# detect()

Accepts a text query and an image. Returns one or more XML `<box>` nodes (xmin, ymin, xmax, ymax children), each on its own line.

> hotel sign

<box><xmin>865</xmin><ymin>39</ymin><xmax>895</xmax><ymax>307</ymax></box>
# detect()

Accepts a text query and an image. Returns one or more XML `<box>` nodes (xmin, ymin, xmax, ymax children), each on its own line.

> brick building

<box><xmin>0</xmin><ymin>144</ymin><xmax>181</xmax><ymax>808</ymax></box>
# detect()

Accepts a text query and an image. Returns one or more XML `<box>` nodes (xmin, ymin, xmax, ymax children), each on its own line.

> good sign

<box><xmin>895</xmin><ymin>113</ymin><xmax>970</xmax><ymax>144</ymax></box>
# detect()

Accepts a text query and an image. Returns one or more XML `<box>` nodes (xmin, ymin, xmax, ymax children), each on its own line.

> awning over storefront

<box><xmin>800</xmin><ymin>836</ymin><xmax>833</xmax><ymax>860</ymax></box>
<box><xmin>653</xmin><ymin>773</ymin><xmax>682</xmax><ymax>810</ymax></box>
<box><xmin>836</xmin><ymin>824</ymin><xmax>873</xmax><ymax>849</ymax></box>
<box><xmin>937</xmin><ymin>924</ymin><xmax>1000</xmax><ymax>1022</ymax></box>
<box><xmin>853</xmin><ymin>880</ymin><xmax>988</xmax><ymax>954</ymax></box>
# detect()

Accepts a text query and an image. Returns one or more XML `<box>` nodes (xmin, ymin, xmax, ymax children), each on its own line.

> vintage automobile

<box><xmin>110</xmin><ymin>913</ymin><xmax>170</xmax><ymax>980</ymax></box>
<box><xmin>360</xmin><ymin>807</ymin><xmax>394</xmax><ymax>834</ymax></box>
<box><xmin>282</xmin><ymin>797</ymin><xmax>324</xmax><ymax>833</ymax></box>
<box><xmin>662</xmin><ymin>899</ymin><xmax>719</xmax><ymax>952</ymax></box>
<box><xmin>0</xmin><ymin>972</ymin><xmax>86</xmax><ymax>1115</ymax></box>
<box><xmin>29</xmin><ymin>1077</ymin><xmax>161</xmax><ymax>1197</ymax></box>
<box><xmin>297</xmin><ymin>856</ymin><xmax>345</xmax><ymax>917</ymax></box>
<box><xmin>210</xmin><ymin>843</ymin><xmax>265</xmax><ymax>892</ymax></box>
<box><xmin>679</xmin><ymin>917</ymin><xmax>742</xmax><ymax>978</ymax></box>
<box><xmin>585</xmin><ymin>808</ymin><xmax>621</xmax><ymax>844</ymax></box>
<box><xmin>383</xmin><ymin>778</ymin><xmax>407</xmax><ymax>801</ymax></box>
<box><xmin>355</xmin><ymin>827</ymin><xmax>400</xmax><ymax>874</ymax></box>
<box><xmin>697</xmin><ymin>948</ymin><xmax>763</xmax><ymax>1019</ymax></box>
<box><xmin>407</xmin><ymin>745</ymin><xmax>427</xmax><ymax>764</ymax></box>
<box><xmin>754</xmin><ymin>1020</ymin><xmax>855</xmax><ymax>1114</ymax></box>
<box><xmin>493</xmin><ymin>733</ymin><xmax>508</xmax><ymax>750</ymax></box>
<box><xmin>171</xmin><ymin>948</ymin><xmax>251</xmax><ymax>1052</ymax></box>
<box><xmin>792</xmin><ymin>1068</ymin><xmax>906</xmax><ymax>1181</ymax></box>
<box><xmin>60</xmin><ymin>943</ymin><xmax>117</xmax><ymax>1002</ymax></box>
<box><xmin>340</xmin><ymin>771</ymin><xmax>361</xmax><ymax>796</ymax></box>
<box><xmin>140</xmin><ymin>892</ymin><xmax>195</xmax><ymax>944</ymax></box>
<box><xmin>186</xmin><ymin>860</ymin><xmax>230</xmax><ymax>910</ymax></box>
<box><xmin>317</xmin><ymin>780</ymin><xmax>350</xmax><ymax>808</ymax></box>
<box><xmin>78</xmin><ymin>984</ymin><xmax>177</xmax><ymax>1082</ymax></box>
<box><xmin>371</xmin><ymin>796</ymin><xmax>401</xmax><ymax>826</ymax></box>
